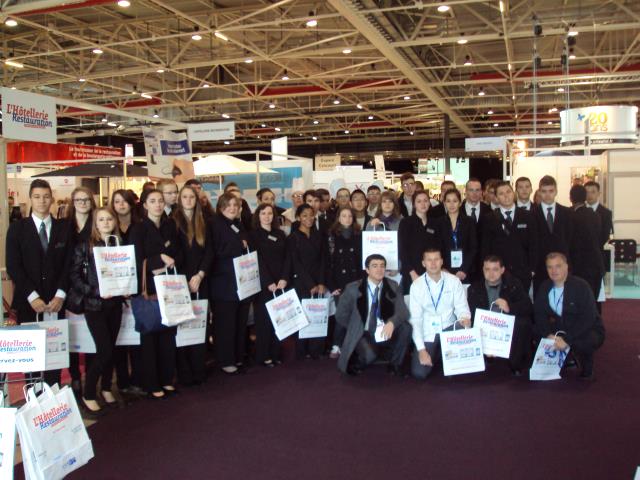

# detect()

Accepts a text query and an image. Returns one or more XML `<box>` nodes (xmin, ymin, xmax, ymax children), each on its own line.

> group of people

<box><xmin>4</xmin><ymin>172</ymin><xmax>610</xmax><ymax>415</ymax></box>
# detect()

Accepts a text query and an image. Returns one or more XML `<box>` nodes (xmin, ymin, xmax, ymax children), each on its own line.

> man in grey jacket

<box><xmin>335</xmin><ymin>254</ymin><xmax>411</xmax><ymax>376</ymax></box>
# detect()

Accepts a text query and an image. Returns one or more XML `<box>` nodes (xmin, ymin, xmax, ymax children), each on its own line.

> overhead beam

<box><xmin>327</xmin><ymin>0</ymin><xmax>473</xmax><ymax>136</ymax></box>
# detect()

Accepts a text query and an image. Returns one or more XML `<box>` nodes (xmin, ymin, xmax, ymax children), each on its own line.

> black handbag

<box><xmin>131</xmin><ymin>259</ymin><xmax>166</xmax><ymax>334</ymax></box>
<box><xmin>66</xmin><ymin>248</ymin><xmax>89</xmax><ymax>314</ymax></box>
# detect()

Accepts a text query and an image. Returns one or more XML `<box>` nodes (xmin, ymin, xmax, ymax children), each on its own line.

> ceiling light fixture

<box><xmin>487</xmin><ymin>110</ymin><xmax>493</xmax><ymax>114</ymax></box>
<box><xmin>224</xmin><ymin>141</ymin><xmax>230</xmax><ymax>145</ymax></box>
<box><xmin>342</xmin><ymin>48</ymin><xmax>352</xmax><ymax>54</ymax></box>
<box><xmin>344</xmin><ymin>130</ymin><xmax>350</xmax><ymax>134</ymax></box>
<box><xmin>4</xmin><ymin>18</ymin><xmax>18</xmax><ymax>27</ymax></box>
<box><xmin>244</xmin><ymin>58</ymin><xmax>253</xmax><ymax>64</ymax></box>
<box><xmin>203</xmin><ymin>83</ymin><xmax>210</xmax><ymax>88</ymax></box>
<box><xmin>333</xmin><ymin>98</ymin><xmax>340</xmax><ymax>105</ymax></box>
<box><xmin>191</xmin><ymin>28</ymin><xmax>202</xmax><ymax>41</ymax></box>
<box><xmin>275</xmin><ymin>127</ymin><xmax>281</xmax><ymax>131</ymax></box>
<box><xmin>269</xmin><ymin>103</ymin><xmax>276</xmax><ymax>109</ymax></box>
<box><xmin>261</xmin><ymin>124</ymin><xmax>266</xmax><ymax>127</ymax></box>
<box><xmin>457</xmin><ymin>35</ymin><xmax>468</xmax><ymax>45</ymax></box>
<box><xmin>312</xmin><ymin>136</ymin><xmax>318</xmax><ymax>140</ymax></box>
<box><xmin>214</xmin><ymin>31</ymin><xmax>229</xmax><ymax>42</ymax></box>
<box><xmin>557</xmin><ymin>87</ymin><xmax>565</xmax><ymax>92</ymax></box>
<box><xmin>78</xmin><ymin>78</ymin><xmax>86</xmax><ymax>82</ymax></box>
<box><xmin>356</xmin><ymin>104</ymin><xmax>363</xmax><ymax>109</ymax></box>
<box><xmin>281</xmin><ymin>70</ymin><xmax>289</xmax><ymax>81</ymax></box>
<box><xmin>141</xmin><ymin>93</ymin><xmax>152</xmax><ymax>99</ymax></box>
<box><xmin>92</xmin><ymin>48</ymin><xmax>103</xmax><ymax>54</ymax></box>
<box><xmin>478</xmin><ymin>87</ymin><xmax>485</xmax><ymax>96</ymax></box>
<box><xmin>222</xmin><ymin>113</ymin><xmax>230</xmax><ymax>119</ymax></box>
<box><xmin>499</xmin><ymin>1</ymin><xmax>504</xmax><ymax>13</ymax></box>
<box><xmin>493</xmin><ymin>123</ymin><xmax>499</xmax><ymax>127</ymax></box>
<box><xmin>152</xmin><ymin>112</ymin><xmax>159</xmax><ymax>118</ymax></box>
<box><xmin>508</xmin><ymin>63</ymin><xmax>512</xmax><ymax>71</ymax></box>
<box><xmin>409</xmin><ymin>131</ymin><xmax>415</xmax><ymax>136</ymax></box>
<box><xmin>306</xmin><ymin>12</ymin><xmax>318</xmax><ymax>28</ymax></box>
<box><xmin>404</xmin><ymin>95</ymin><xmax>411</xmax><ymax>100</ymax></box>
<box><xmin>4</xmin><ymin>58</ymin><xmax>24</xmax><ymax>68</ymax></box>
<box><xmin>107</xmin><ymin>121</ymin><xmax>118</xmax><ymax>127</ymax></box>
<box><xmin>313</xmin><ymin>120</ymin><xmax>319</xmax><ymax>124</ymax></box>
<box><xmin>568</xmin><ymin>28</ymin><xmax>578</xmax><ymax>37</ymax></box>
<box><xmin>156</xmin><ymin>68</ymin><xmax>165</xmax><ymax>73</ymax></box>
<box><xmin>547</xmin><ymin>121</ymin><xmax>553</xmax><ymax>125</ymax></box>
<box><xmin>117</xmin><ymin>0</ymin><xmax>130</xmax><ymax>7</ymax></box>
<box><xmin>549</xmin><ymin>106</ymin><xmax>558</xmax><ymax>113</ymax></box>
<box><xmin>464</xmin><ymin>55</ymin><xmax>472</xmax><ymax>66</ymax></box>
<box><xmin>437</xmin><ymin>2</ymin><xmax>450</xmax><ymax>13</ymax></box>
<box><xmin>368</xmin><ymin>115</ymin><xmax>374</xmax><ymax>120</ymax></box>
<box><xmin>101</xmin><ymin>117</ymin><xmax>108</xmax><ymax>123</ymax></box>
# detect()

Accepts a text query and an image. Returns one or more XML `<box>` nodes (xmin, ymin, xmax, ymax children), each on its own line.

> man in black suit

<box><xmin>569</xmin><ymin>185</ymin><xmax>605</xmax><ymax>308</ymax></box>
<box><xmin>427</xmin><ymin>180</ymin><xmax>455</xmax><ymax>219</ymax></box>
<box><xmin>6</xmin><ymin>179</ymin><xmax>70</xmax><ymax>385</ymax></box>
<box><xmin>585</xmin><ymin>181</ymin><xmax>613</xmax><ymax>272</ymax></box>
<box><xmin>468</xmin><ymin>255</ymin><xmax>533</xmax><ymax>375</ymax></box>
<box><xmin>515</xmin><ymin>177</ymin><xmax>533</xmax><ymax>211</ymax></box>
<box><xmin>534</xmin><ymin>252</ymin><xmax>605</xmax><ymax>379</ymax></box>
<box><xmin>398</xmin><ymin>172</ymin><xmax>417</xmax><ymax>218</ymax></box>
<box><xmin>532</xmin><ymin>175</ymin><xmax>574</xmax><ymax>296</ymax></box>
<box><xmin>481</xmin><ymin>181</ymin><xmax>538</xmax><ymax>292</ymax></box>
<box><xmin>462</xmin><ymin>178</ymin><xmax>492</xmax><ymax>224</ymax></box>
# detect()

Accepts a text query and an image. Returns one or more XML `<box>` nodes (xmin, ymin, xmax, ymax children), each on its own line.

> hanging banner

<box><xmin>465</xmin><ymin>137</ymin><xmax>505</xmax><ymax>152</ymax></box>
<box><xmin>142</xmin><ymin>127</ymin><xmax>194</xmax><ymax>182</ymax></box>
<box><xmin>7</xmin><ymin>142</ymin><xmax>121</xmax><ymax>164</ymax></box>
<box><xmin>314</xmin><ymin>154</ymin><xmax>341</xmax><ymax>171</ymax></box>
<box><xmin>187</xmin><ymin>121</ymin><xmax>235</xmax><ymax>142</ymax></box>
<box><xmin>374</xmin><ymin>154</ymin><xmax>385</xmax><ymax>172</ymax></box>
<box><xmin>1</xmin><ymin>88</ymin><xmax>57</xmax><ymax>144</ymax></box>
<box><xmin>560</xmin><ymin>105</ymin><xmax>638</xmax><ymax>145</ymax></box>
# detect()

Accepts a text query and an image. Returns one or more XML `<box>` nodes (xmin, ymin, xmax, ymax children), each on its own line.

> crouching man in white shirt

<box><xmin>409</xmin><ymin>248</ymin><xmax>472</xmax><ymax>379</ymax></box>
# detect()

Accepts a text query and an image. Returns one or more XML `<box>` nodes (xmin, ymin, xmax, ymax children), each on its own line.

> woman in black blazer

<box><xmin>69</xmin><ymin>207</ymin><xmax>125</xmax><ymax>414</ymax></box>
<box><xmin>326</xmin><ymin>207</ymin><xmax>362</xmax><ymax>357</ymax></box>
<box><xmin>130</xmin><ymin>189</ymin><xmax>182</xmax><ymax>399</ymax></box>
<box><xmin>398</xmin><ymin>190</ymin><xmax>441</xmax><ymax>294</ymax></box>
<box><xmin>249</xmin><ymin>204</ymin><xmax>289</xmax><ymax>367</ymax></box>
<box><xmin>287</xmin><ymin>204</ymin><xmax>328</xmax><ymax>359</ymax></box>
<box><xmin>209</xmin><ymin>192</ymin><xmax>251</xmax><ymax>374</ymax></box>
<box><xmin>437</xmin><ymin>189</ymin><xmax>477</xmax><ymax>283</ymax></box>
<box><xmin>173</xmin><ymin>185</ymin><xmax>213</xmax><ymax>385</ymax></box>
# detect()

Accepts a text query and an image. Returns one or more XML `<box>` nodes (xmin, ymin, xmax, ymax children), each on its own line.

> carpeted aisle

<box><xmin>16</xmin><ymin>300</ymin><xmax>640</xmax><ymax>479</ymax></box>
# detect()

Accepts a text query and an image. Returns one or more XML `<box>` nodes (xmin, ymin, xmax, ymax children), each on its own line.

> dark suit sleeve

<box><xmin>398</xmin><ymin>218</ymin><xmax>415</xmax><ymax>275</ymax></box>
<box><xmin>462</xmin><ymin>218</ymin><xmax>477</xmax><ymax>275</ymax></box>
<box><xmin>480</xmin><ymin>215</ymin><xmax>493</xmax><ymax>262</ymax></box>
<box><xmin>6</xmin><ymin>221</ymin><xmax>37</xmax><ymax>297</ymax></box>
<box><xmin>335</xmin><ymin>283</ymin><xmax>356</xmax><ymax>328</ymax></box>
<box><xmin>198</xmin><ymin>225</ymin><xmax>215</xmax><ymax>275</ymax></box>
<box><xmin>533</xmin><ymin>289</ymin><xmax>553</xmax><ymax>338</ymax></box>
<box><xmin>55</xmin><ymin>224</ymin><xmax>71</xmax><ymax>295</ymax></box>
<box><xmin>506</xmin><ymin>278</ymin><xmax>533</xmax><ymax>318</ymax></box>
<box><xmin>389</xmin><ymin>283</ymin><xmax>409</xmax><ymax>326</ymax></box>
<box><xmin>527</xmin><ymin>214</ymin><xmax>539</xmax><ymax>274</ymax></box>
<box><xmin>286</xmin><ymin>234</ymin><xmax>314</xmax><ymax>291</ymax></box>
<box><xmin>564</xmin><ymin>281</ymin><xmax>598</xmax><ymax>346</ymax></box>
<box><xmin>69</xmin><ymin>243</ymin><xmax>92</xmax><ymax>296</ymax></box>
<box><xmin>317</xmin><ymin>235</ymin><xmax>327</xmax><ymax>286</ymax></box>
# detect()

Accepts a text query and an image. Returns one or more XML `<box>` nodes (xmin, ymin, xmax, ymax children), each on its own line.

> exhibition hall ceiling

<box><xmin>1</xmin><ymin>0</ymin><xmax>639</xmax><ymax>147</ymax></box>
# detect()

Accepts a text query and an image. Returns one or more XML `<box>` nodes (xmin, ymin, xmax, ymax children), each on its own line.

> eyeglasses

<box><xmin>292</xmin><ymin>194</ymin><xmax>303</xmax><ymax>198</ymax></box>
<box><xmin>402</xmin><ymin>182</ymin><xmax>415</xmax><ymax>187</ymax></box>
<box><xmin>74</xmin><ymin>198</ymin><xmax>91</xmax><ymax>204</ymax></box>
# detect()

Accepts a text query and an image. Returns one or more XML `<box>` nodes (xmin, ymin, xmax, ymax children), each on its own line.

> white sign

<box><xmin>440</xmin><ymin>327</ymin><xmax>485</xmax><ymax>376</ymax></box>
<box><xmin>374</xmin><ymin>154</ymin><xmax>385</xmax><ymax>172</ymax></box>
<box><xmin>0</xmin><ymin>327</ymin><xmax>47</xmax><ymax>373</ymax></box>
<box><xmin>560</xmin><ymin>105</ymin><xmax>638</xmax><ymax>145</ymax></box>
<box><xmin>1</xmin><ymin>88</ymin><xmax>57</xmax><ymax>144</ymax></box>
<box><xmin>143</xmin><ymin>127</ymin><xmax>194</xmax><ymax>182</ymax></box>
<box><xmin>465</xmin><ymin>136</ymin><xmax>506</xmax><ymax>152</ymax></box>
<box><xmin>475</xmin><ymin>308</ymin><xmax>515</xmax><ymax>359</ymax></box>
<box><xmin>187</xmin><ymin>121</ymin><xmax>235</xmax><ymax>142</ymax></box>
<box><xmin>271</xmin><ymin>136</ymin><xmax>288</xmax><ymax>161</ymax></box>
<box><xmin>23</xmin><ymin>320</ymin><xmax>69</xmax><ymax>371</ymax></box>
<box><xmin>314</xmin><ymin>154</ymin><xmax>341</xmax><ymax>171</ymax></box>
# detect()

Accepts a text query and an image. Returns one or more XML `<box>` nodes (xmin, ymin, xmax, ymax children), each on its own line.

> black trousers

<box><xmin>176</xmin><ymin>344</ymin><xmax>206</xmax><ymax>384</ymax></box>
<box><xmin>84</xmin><ymin>303</ymin><xmax>122</xmax><ymax>400</ymax></box>
<box><xmin>254</xmin><ymin>291</ymin><xmax>281</xmax><ymax>363</ymax></box>
<box><xmin>114</xmin><ymin>345</ymin><xmax>143</xmax><ymax>389</ymax></box>
<box><xmin>354</xmin><ymin>322</ymin><xmax>411</xmax><ymax>368</ymax></box>
<box><xmin>569</xmin><ymin>328</ymin><xmax>605</xmax><ymax>375</ymax></box>
<box><xmin>213</xmin><ymin>300</ymin><xmax>250</xmax><ymax>368</ymax></box>
<box><xmin>509</xmin><ymin>317</ymin><xmax>533</xmax><ymax>371</ymax></box>
<box><xmin>140</xmin><ymin>327</ymin><xmax>177</xmax><ymax>392</ymax></box>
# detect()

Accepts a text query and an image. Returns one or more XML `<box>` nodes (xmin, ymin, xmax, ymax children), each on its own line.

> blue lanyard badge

<box><xmin>451</xmin><ymin>217</ymin><xmax>460</xmax><ymax>250</ymax></box>
<box><xmin>425</xmin><ymin>276</ymin><xmax>445</xmax><ymax>313</ymax></box>
<box><xmin>552</xmin><ymin>288</ymin><xmax>564</xmax><ymax>314</ymax></box>
<box><xmin>368</xmin><ymin>284</ymin><xmax>381</xmax><ymax>319</ymax></box>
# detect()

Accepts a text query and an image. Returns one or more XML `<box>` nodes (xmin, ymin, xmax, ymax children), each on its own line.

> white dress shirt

<box><xmin>464</xmin><ymin>201</ymin><xmax>481</xmax><ymax>220</ymax></box>
<box><xmin>499</xmin><ymin>206</ymin><xmax>515</xmax><ymax>221</ymax></box>
<box><xmin>409</xmin><ymin>271</ymin><xmax>470</xmax><ymax>349</ymax></box>
<box><xmin>517</xmin><ymin>200</ymin><xmax>532</xmax><ymax>211</ymax></box>
<box><xmin>28</xmin><ymin>213</ymin><xmax>66</xmax><ymax>303</ymax></box>
<box><xmin>164</xmin><ymin>205</ymin><xmax>173</xmax><ymax>216</ymax></box>
<box><xmin>588</xmin><ymin>202</ymin><xmax>599</xmax><ymax>212</ymax></box>
<box><xmin>404</xmin><ymin>197</ymin><xmax>413</xmax><ymax>216</ymax></box>
<box><xmin>540</xmin><ymin>202</ymin><xmax>557</xmax><ymax>219</ymax></box>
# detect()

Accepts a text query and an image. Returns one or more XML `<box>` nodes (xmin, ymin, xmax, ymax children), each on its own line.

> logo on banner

<box><xmin>32</xmin><ymin>403</ymin><xmax>72</xmax><ymax>429</ymax></box>
<box><xmin>5</xmin><ymin>104</ymin><xmax>53</xmax><ymax>129</ymax></box>
<box><xmin>0</xmin><ymin>339</ymin><xmax>37</xmax><ymax>353</ymax></box>
<box><xmin>445</xmin><ymin>334</ymin><xmax>476</xmax><ymax>345</ymax></box>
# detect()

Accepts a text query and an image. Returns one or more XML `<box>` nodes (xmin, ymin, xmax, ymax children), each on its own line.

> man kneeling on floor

<box><xmin>336</xmin><ymin>254</ymin><xmax>411</xmax><ymax>376</ymax></box>
<box><xmin>534</xmin><ymin>252</ymin><xmax>605</xmax><ymax>379</ymax></box>
<box><xmin>409</xmin><ymin>248</ymin><xmax>472</xmax><ymax>380</ymax></box>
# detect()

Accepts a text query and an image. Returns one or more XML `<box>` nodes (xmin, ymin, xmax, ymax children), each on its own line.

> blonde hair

<box><xmin>89</xmin><ymin>207</ymin><xmax>120</xmax><ymax>249</ymax></box>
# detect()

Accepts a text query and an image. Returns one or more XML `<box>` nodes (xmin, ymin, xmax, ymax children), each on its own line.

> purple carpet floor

<box><xmin>16</xmin><ymin>300</ymin><xmax>640</xmax><ymax>479</ymax></box>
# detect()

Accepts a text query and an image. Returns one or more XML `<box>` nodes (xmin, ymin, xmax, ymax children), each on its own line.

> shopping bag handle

<box><xmin>164</xmin><ymin>266</ymin><xmax>178</xmax><ymax>275</ymax></box>
<box><xmin>272</xmin><ymin>288</ymin><xmax>286</xmax><ymax>299</ymax></box>
<box><xmin>23</xmin><ymin>381</ymin><xmax>54</xmax><ymax>404</ymax></box>
<box><xmin>488</xmin><ymin>301</ymin><xmax>503</xmax><ymax>313</ymax></box>
<box><xmin>105</xmin><ymin>234</ymin><xmax>121</xmax><ymax>246</ymax></box>
<box><xmin>371</xmin><ymin>222</ymin><xmax>386</xmax><ymax>231</ymax></box>
<box><xmin>244</xmin><ymin>246</ymin><xmax>251</xmax><ymax>255</ymax></box>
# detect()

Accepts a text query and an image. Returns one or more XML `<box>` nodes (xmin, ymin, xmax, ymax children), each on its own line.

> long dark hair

<box><xmin>329</xmin><ymin>206</ymin><xmax>361</xmax><ymax>235</ymax></box>
<box><xmin>173</xmin><ymin>185</ymin><xmax>206</xmax><ymax>247</ymax></box>
<box><xmin>110</xmin><ymin>189</ymin><xmax>139</xmax><ymax>225</ymax></box>
<box><xmin>374</xmin><ymin>191</ymin><xmax>401</xmax><ymax>220</ymax></box>
<box><xmin>252</xmin><ymin>203</ymin><xmax>280</xmax><ymax>231</ymax></box>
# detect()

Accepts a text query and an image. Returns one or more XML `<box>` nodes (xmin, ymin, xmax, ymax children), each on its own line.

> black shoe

<box><xmin>387</xmin><ymin>365</ymin><xmax>407</xmax><ymax>378</ymax></box>
<box><xmin>262</xmin><ymin>360</ymin><xmax>276</xmax><ymax>368</ymax></box>
<box><xmin>565</xmin><ymin>357</ymin><xmax>578</xmax><ymax>368</ymax></box>
<box><xmin>146</xmin><ymin>392</ymin><xmax>167</xmax><ymax>400</ymax></box>
<box><xmin>346</xmin><ymin>365</ymin><xmax>363</xmax><ymax>376</ymax></box>
<box><xmin>511</xmin><ymin>369</ymin><xmax>523</xmax><ymax>377</ymax></box>
<box><xmin>162</xmin><ymin>387</ymin><xmax>180</xmax><ymax>396</ymax></box>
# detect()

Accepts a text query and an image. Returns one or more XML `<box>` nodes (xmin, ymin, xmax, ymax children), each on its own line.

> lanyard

<box><xmin>451</xmin><ymin>216</ymin><xmax>460</xmax><ymax>250</ymax></box>
<box><xmin>425</xmin><ymin>276</ymin><xmax>445</xmax><ymax>313</ymax></box>
<box><xmin>552</xmin><ymin>288</ymin><xmax>564</xmax><ymax>313</ymax></box>
<box><xmin>367</xmin><ymin>284</ymin><xmax>381</xmax><ymax>319</ymax></box>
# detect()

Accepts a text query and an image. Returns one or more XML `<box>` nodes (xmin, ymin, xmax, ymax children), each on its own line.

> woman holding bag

<box><xmin>69</xmin><ymin>207</ymin><xmax>124</xmax><ymax>413</ymax></box>
<box><xmin>287</xmin><ymin>204</ymin><xmax>328</xmax><ymax>359</ymax></box>
<box><xmin>173</xmin><ymin>185</ymin><xmax>213</xmax><ymax>385</ymax></box>
<box><xmin>130</xmin><ymin>189</ymin><xmax>182</xmax><ymax>399</ymax></box>
<box><xmin>249</xmin><ymin>204</ymin><xmax>289</xmax><ymax>367</ymax></box>
<box><xmin>209</xmin><ymin>193</ymin><xmax>251</xmax><ymax>374</ymax></box>
<box><xmin>366</xmin><ymin>191</ymin><xmax>403</xmax><ymax>231</ymax></box>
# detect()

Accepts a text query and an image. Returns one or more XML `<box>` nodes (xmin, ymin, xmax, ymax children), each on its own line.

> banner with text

<box><xmin>1</xmin><ymin>88</ymin><xmax>57</xmax><ymax>144</ymax></box>
<box><xmin>187</xmin><ymin>121</ymin><xmax>235</xmax><ymax>141</ymax></box>
<box><xmin>143</xmin><ymin>127</ymin><xmax>194</xmax><ymax>182</ymax></box>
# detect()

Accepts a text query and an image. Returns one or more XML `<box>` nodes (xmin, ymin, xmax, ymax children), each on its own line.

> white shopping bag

<box><xmin>233</xmin><ymin>250</ymin><xmax>261</xmax><ymax>300</ymax></box>
<box><xmin>475</xmin><ymin>307</ymin><xmax>516</xmax><ymax>359</ymax></box>
<box><xmin>93</xmin><ymin>238</ymin><xmax>137</xmax><ymax>297</ymax></box>
<box><xmin>176</xmin><ymin>299</ymin><xmax>208</xmax><ymax>347</ymax></box>
<box><xmin>115</xmin><ymin>303</ymin><xmax>140</xmax><ymax>346</ymax></box>
<box><xmin>66</xmin><ymin>311</ymin><xmax>96</xmax><ymax>354</ymax></box>
<box><xmin>299</xmin><ymin>297</ymin><xmax>330</xmax><ymax>339</ymax></box>
<box><xmin>361</xmin><ymin>228</ymin><xmax>398</xmax><ymax>270</ymax></box>
<box><xmin>153</xmin><ymin>269</ymin><xmax>195</xmax><ymax>327</ymax></box>
<box><xmin>440</xmin><ymin>326</ymin><xmax>486</xmax><ymax>376</ymax></box>
<box><xmin>0</xmin><ymin>399</ymin><xmax>17</xmax><ymax>480</ymax></box>
<box><xmin>0</xmin><ymin>326</ymin><xmax>47</xmax><ymax>373</ymax></box>
<box><xmin>23</xmin><ymin>319</ymin><xmax>70</xmax><ymax>371</ymax></box>
<box><xmin>530</xmin><ymin>338</ymin><xmax>570</xmax><ymax>381</ymax></box>
<box><xmin>15</xmin><ymin>383</ymin><xmax>94</xmax><ymax>480</ymax></box>
<box><xmin>266</xmin><ymin>289</ymin><xmax>309</xmax><ymax>341</ymax></box>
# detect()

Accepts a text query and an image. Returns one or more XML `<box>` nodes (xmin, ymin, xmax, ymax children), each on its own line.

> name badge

<box><xmin>450</xmin><ymin>250</ymin><xmax>463</xmax><ymax>268</ymax></box>
<box><xmin>231</xmin><ymin>225</ymin><xmax>240</xmax><ymax>233</ymax></box>
<box><xmin>374</xmin><ymin>320</ymin><xmax>386</xmax><ymax>343</ymax></box>
<box><xmin>517</xmin><ymin>224</ymin><xmax>527</xmax><ymax>229</ymax></box>
<box><xmin>268</xmin><ymin>235</ymin><xmax>277</xmax><ymax>242</ymax></box>
<box><xmin>164</xmin><ymin>240</ymin><xmax>171</xmax><ymax>247</ymax></box>
<box><xmin>426</xmin><ymin>228</ymin><xmax>435</xmax><ymax>234</ymax></box>
<box><xmin>430</xmin><ymin>314</ymin><xmax>443</xmax><ymax>333</ymax></box>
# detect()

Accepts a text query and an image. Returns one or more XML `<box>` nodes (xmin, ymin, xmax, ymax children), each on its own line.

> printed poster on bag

<box><xmin>299</xmin><ymin>298</ymin><xmax>329</xmax><ymax>339</ymax></box>
<box><xmin>66</xmin><ymin>312</ymin><xmax>96</xmax><ymax>354</ymax></box>
<box><xmin>23</xmin><ymin>319</ymin><xmax>70</xmax><ymax>370</ymax></box>
<box><xmin>233</xmin><ymin>251</ymin><xmax>261</xmax><ymax>300</ymax></box>
<box><xmin>475</xmin><ymin>308</ymin><xmax>515</xmax><ymax>359</ymax></box>
<box><xmin>530</xmin><ymin>338</ymin><xmax>569</xmax><ymax>381</ymax></box>
<box><xmin>176</xmin><ymin>299</ymin><xmax>208</xmax><ymax>347</ymax></box>
<box><xmin>116</xmin><ymin>305</ymin><xmax>140</xmax><ymax>346</ymax></box>
<box><xmin>361</xmin><ymin>231</ymin><xmax>398</xmax><ymax>270</ymax></box>
<box><xmin>440</xmin><ymin>327</ymin><xmax>485</xmax><ymax>376</ymax></box>
<box><xmin>0</xmin><ymin>326</ymin><xmax>46</xmax><ymax>373</ymax></box>
<box><xmin>266</xmin><ymin>289</ymin><xmax>309</xmax><ymax>341</ymax></box>
<box><xmin>93</xmin><ymin>245</ymin><xmax>138</xmax><ymax>297</ymax></box>
<box><xmin>154</xmin><ymin>274</ymin><xmax>195</xmax><ymax>326</ymax></box>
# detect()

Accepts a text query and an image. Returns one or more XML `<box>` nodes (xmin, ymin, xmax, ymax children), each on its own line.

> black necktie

<box><xmin>471</xmin><ymin>207</ymin><xmax>477</xmax><ymax>223</ymax></box>
<box><xmin>546</xmin><ymin>207</ymin><xmax>554</xmax><ymax>233</ymax></box>
<box><xmin>368</xmin><ymin>286</ymin><xmax>379</xmax><ymax>335</ymax></box>
<box><xmin>38</xmin><ymin>221</ymin><xmax>49</xmax><ymax>253</ymax></box>
<box><xmin>505</xmin><ymin>210</ymin><xmax>513</xmax><ymax>227</ymax></box>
